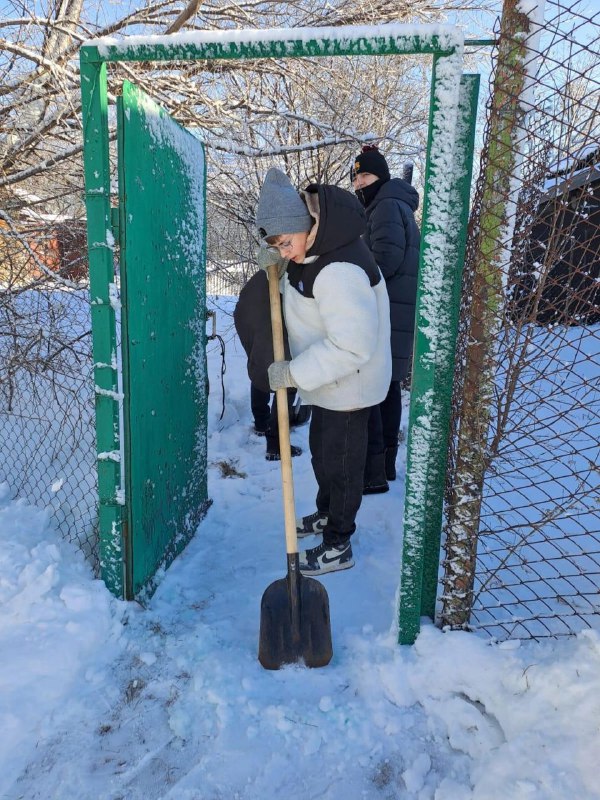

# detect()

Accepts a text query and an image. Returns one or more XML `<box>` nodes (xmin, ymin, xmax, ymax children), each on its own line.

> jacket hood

<box><xmin>301</xmin><ymin>184</ymin><xmax>367</xmax><ymax>257</ymax></box>
<box><xmin>368</xmin><ymin>177</ymin><xmax>419</xmax><ymax>213</ymax></box>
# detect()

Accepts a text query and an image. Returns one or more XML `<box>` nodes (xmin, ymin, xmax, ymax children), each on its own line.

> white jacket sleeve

<box><xmin>288</xmin><ymin>263</ymin><xmax>379</xmax><ymax>392</ymax></box>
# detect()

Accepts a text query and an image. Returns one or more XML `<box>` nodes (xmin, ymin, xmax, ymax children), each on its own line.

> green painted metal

<box><xmin>80</xmin><ymin>57</ymin><xmax>125</xmax><ymax>596</ymax></box>
<box><xmin>419</xmin><ymin>74</ymin><xmax>480</xmax><ymax>620</ymax></box>
<box><xmin>117</xmin><ymin>81</ymin><xmax>208</xmax><ymax>599</ymax></box>
<box><xmin>79</xmin><ymin>25</ymin><xmax>484</xmax><ymax>620</ymax></box>
<box><xmin>80</xmin><ymin>29</ymin><xmax>459</xmax><ymax>66</ymax></box>
<box><xmin>397</xmin><ymin>52</ymin><xmax>465</xmax><ymax>645</ymax></box>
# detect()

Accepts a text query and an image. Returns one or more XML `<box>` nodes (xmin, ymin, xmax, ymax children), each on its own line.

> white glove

<box><xmin>257</xmin><ymin>242</ymin><xmax>287</xmax><ymax>278</ymax></box>
<box><xmin>268</xmin><ymin>361</ymin><xmax>297</xmax><ymax>391</ymax></box>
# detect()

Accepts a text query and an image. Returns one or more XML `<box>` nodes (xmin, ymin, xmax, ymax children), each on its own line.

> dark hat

<box><xmin>351</xmin><ymin>145</ymin><xmax>390</xmax><ymax>183</ymax></box>
<box><xmin>256</xmin><ymin>167</ymin><xmax>312</xmax><ymax>239</ymax></box>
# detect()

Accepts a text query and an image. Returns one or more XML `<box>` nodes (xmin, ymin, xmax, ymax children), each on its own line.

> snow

<box><xmin>1</xmin><ymin>296</ymin><xmax>599</xmax><ymax>799</ymax></box>
<box><xmin>547</xmin><ymin>143</ymin><xmax>600</xmax><ymax>177</ymax></box>
<box><xmin>86</xmin><ymin>23</ymin><xmax>464</xmax><ymax>58</ymax></box>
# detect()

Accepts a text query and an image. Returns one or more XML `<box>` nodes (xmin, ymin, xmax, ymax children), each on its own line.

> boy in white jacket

<box><xmin>256</xmin><ymin>167</ymin><xmax>391</xmax><ymax>574</ymax></box>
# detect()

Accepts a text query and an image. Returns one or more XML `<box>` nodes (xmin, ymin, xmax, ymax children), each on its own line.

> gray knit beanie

<box><xmin>256</xmin><ymin>167</ymin><xmax>312</xmax><ymax>239</ymax></box>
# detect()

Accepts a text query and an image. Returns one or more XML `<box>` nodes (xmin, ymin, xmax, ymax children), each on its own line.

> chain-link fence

<box><xmin>0</xmin><ymin>223</ymin><xmax>98</xmax><ymax>568</ymax></box>
<box><xmin>206</xmin><ymin>194</ymin><xmax>256</xmax><ymax>296</ymax></box>
<box><xmin>443</xmin><ymin>0</ymin><xmax>600</xmax><ymax>639</ymax></box>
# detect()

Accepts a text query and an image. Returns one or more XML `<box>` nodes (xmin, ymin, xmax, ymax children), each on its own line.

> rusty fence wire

<box><xmin>0</xmin><ymin>225</ymin><xmax>99</xmax><ymax>569</ymax></box>
<box><xmin>443</xmin><ymin>0</ymin><xmax>600</xmax><ymax>639</ymax></box>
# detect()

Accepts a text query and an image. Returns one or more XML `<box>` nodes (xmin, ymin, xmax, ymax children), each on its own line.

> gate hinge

<box><xmin>206</xmin><ymin>309</ymin><xmax>217</xmax><ymax>340</ymax></box>
<box><xmin>110</xmin><ymin>206</ymin><xmax>120</xmax><ymax>242</ymax></box>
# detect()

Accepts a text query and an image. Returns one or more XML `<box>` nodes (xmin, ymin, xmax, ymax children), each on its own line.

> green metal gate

<box><xmin>80</xmin><ymin>26</ymin><xmax>484</xmax><ymax>632</ymax></box>
<box><xmin>117</xmin><ymin>82</ymin><xmax>209</xmax><ymax>598</ymax></box>
<box><xmin>81</xmin><ymin>71</ymin><xmax>209</xmax><ymax>600</ymax></box>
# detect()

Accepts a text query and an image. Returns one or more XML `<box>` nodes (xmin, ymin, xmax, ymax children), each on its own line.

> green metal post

<box><xmin>419</xmin><ymin>74</ymin><xmax>480</xmax><ymax>619</ymax></box>
<box><xmin>80</xmin><ymin>51</ymin><xmax>125</xmax><ymax>597</ymax></box>
<box><xmin>397</xmin><ymin>51</ymin><xmax>463</xmax><ymax>644</ymax></box>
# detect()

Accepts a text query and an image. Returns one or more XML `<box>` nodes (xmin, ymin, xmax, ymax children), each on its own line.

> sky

<box><xmin>1</xmin><ymin>294</ymin><xmax>599</xmax><ymax>800</ymax></box>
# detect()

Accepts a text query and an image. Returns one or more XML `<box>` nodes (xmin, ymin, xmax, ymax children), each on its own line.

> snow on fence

<box><xmin>442</xmin><ymin>0</ymin><xmax>600</xmax><ymax>639</ymax></box>
<box><xmin>0</xmin><ymin>287</ymin><xmax>99</xmax><ymax>568</ymax></box>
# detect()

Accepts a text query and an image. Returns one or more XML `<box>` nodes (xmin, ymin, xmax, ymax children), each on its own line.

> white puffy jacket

<box><xmin>284</xmin><ymin>260</ymin><xmax>391</xmax><ymax>411</ymax></box>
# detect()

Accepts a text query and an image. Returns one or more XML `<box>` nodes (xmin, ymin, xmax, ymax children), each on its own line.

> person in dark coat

<box><xmin>233</xmin><ymin>270</ymin><xmax>305</xmax><ymax>461</ymax></box>
<box><xmin>351</xmin><ymin>144</ymin><xmax>421</xmax><ymax>490</ymax></box>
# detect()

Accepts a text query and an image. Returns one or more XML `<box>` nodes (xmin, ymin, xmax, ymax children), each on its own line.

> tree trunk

<box><xmin>441</xmin><ymin>0</ymin><xmax>544</xmax><ymax>628</ymax></box>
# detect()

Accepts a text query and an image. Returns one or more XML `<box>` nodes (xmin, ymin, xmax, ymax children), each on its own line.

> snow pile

<box><xmin>0</xmin><ymin>296</ymin><xmax>598</xmax><ymax>799</ymax></box>
<box><xmin>0</xmin><ymin>485</ymin><xmax>125</xmax><ymax>797</ymax></box>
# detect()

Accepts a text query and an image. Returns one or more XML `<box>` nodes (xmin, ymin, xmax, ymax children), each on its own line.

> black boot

<box><xmin>384</xmin><ymin>446</ymin><xmax>398</xmax><ymax>481</ymax></box>
<box><xmin>363</xmin><ymin>453</ymin><xmax>389</xmax><ymax>495</ymax></box>
<box><xmin>266</xmin><ymin>433</ymin><xmax>302</xmax><ymax>461</ymax></box>
<box><xmin>266</xmin><ymin>444</ymin><xmax>302</xmax><ymax>461</ymax></box>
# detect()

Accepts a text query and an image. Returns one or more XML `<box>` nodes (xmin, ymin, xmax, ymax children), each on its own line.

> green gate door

<box><xmin>117</xmin><ymin>80</ymin><xmax>209</xmax><ymax>598</ymax></box>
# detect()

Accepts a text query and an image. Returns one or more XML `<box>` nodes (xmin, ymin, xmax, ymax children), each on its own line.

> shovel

<box><xmin>258</xmin><ymin>261</ymin><xmax>333</xmax><ymax>670</ymax></box>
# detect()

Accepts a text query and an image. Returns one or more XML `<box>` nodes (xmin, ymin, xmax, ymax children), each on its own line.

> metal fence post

<box><xmin>419</xmin><ymin>74</ymin><xmax>480</xmax><ymax>620</ymax></box>
<box><xmin>398</xmin><ymin>51</ymin><xmax>465</xmax><ymax>644</ymax></box>
<box><xmin>80</xmin><ymin>51</ymin><xmax>125</xmax><ymax>597</ymax></box>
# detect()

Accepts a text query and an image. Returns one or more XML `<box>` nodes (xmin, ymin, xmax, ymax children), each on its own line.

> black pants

<box><xmin>250</xmin><ymin>384</ymin><xmax>296</xmax><ymax>451</ymax></box>
<box><xmin>367</xmin><ymin>380</ymin><xmax>402</xmax><ymax>456</ymax></box>
<box><xmin>310</xmin><ymin>405</ymin><xmax>370</xmax><ymax>545</ymax></box>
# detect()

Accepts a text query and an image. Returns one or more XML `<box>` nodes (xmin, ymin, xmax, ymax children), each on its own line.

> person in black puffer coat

<box><xmin>351</xmin><ymin>144</ymin><xmax>421</xmax><ymax>491</ymax></box>
<box><xmin>233</xmin><ymin>270</ymin><xmax>306</xmax><ymax>461</ymax></box>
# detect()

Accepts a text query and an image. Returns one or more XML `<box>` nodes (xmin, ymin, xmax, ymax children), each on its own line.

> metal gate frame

<box><xmin>80</xmin><ymin>25</ymin><xmax>483</xmax><ymax>637</ymax></box>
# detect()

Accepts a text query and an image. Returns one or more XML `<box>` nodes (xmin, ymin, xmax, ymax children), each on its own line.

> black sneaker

<box><xmin>299</xmin><ymin>540</ymin><xmax>354</xmax><ymax>575</ymax></box>
<box><xmin>265</xmin><ymin>445</ymin><xmax>302</xmax><ymax>461</ymax></box>
<box><xmin>296</xmin><ymin>511</ymin><xmax>328</xmax><ymax>538</ymax></box>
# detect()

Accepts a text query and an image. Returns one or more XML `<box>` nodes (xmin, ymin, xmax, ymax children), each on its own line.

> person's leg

<box><xmin>363</xmin><ymin>403</ymin><xmax>389</xmax><ymax>494</ymax></box>
<box><xmin>300</xmin><ymin>407</ymin><xmax>370</xmax><ymax>574</ymax></box>
<box><xmin>366</xmin><ymin>404</ymin><xmax>384</xmax><ymax>456</ymax></box>
<box><xmin>309</xmin><ymin>405</ymin><xmax>330</xmax><ymax>515</ymax></box>
<box><xmin>287</xmin><ymin>388</ymin><xmax>296</xmax><ymax>419</ymax></box>
<box><xmin>380</xmin><ymin>381</ymin><xmax>402</xmax><ymax>481</ymax></box>
<box><xmin>318</xmin><ymin>407</ymin><xmax>370</xmax><ymax>544</ymax></box>
<box><xmin>265</xmin><ymin>395</ymin><xmax>278</xmax><ymax>455</ymax></box>
<box><xmin>265</xmin><ymin>392</ymin><xmax>302</xmax><ymax>460</ymax></box>
<box><xmin>250</xmin><ymin>383</ymin><xmax>271</xmax><ymax>433</ymax></box>
<box><xmin>380</xmin><ymin>381</ymin><xmax>402</xmax><ymax>448</ymax></box>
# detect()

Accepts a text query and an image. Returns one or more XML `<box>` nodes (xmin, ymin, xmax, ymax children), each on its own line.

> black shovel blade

<box><xmin>258</xmin><ymin>556</ymin><xmax>333</xmax><ymax>670</ymax></box>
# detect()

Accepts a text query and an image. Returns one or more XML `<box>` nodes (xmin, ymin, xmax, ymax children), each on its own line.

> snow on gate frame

<box><xmin>79</xmin><ymin>23</ymin><xmax>484</xmax><ymax>645</ymax></box>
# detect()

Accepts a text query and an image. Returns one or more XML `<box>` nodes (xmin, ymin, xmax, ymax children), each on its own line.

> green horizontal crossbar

<box><xmin>465</xmin><ymin>38</ymin><xmax>497</xmax><ymax>47</ymax></box>
<box><xmin>80</xmin><ymin>25</ymin><xmax>464</xmax><ymax>64</ymax></box>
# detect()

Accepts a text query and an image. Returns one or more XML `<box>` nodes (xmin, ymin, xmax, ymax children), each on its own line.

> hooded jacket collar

<box><xmin>301</xmin><ymin>184</ymin><xmax>367</xmax><ymax>258</ymax></box>
<box><xmin>366</xmin><ymin>177</ymin><xmax>419</xmax><ymax>213</ymax></box>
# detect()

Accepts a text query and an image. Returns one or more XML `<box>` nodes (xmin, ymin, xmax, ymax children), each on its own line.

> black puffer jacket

<box><xmin>233</xmin><ymin>270</ymin><xmax>291</xmax><ymax>394</ymax></box>
<box><xmin>363</xmin><ymin>178</ymin><xmax>420</xmax><ymax>382</ymax></box>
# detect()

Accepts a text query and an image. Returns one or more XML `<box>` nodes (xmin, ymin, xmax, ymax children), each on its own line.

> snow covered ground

<box><xmin>1</xmin><ymin>296</ymin><xmax>599</xmax><ymax>800</ymax></box>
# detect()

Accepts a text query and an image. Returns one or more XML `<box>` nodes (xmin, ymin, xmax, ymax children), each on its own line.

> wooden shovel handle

<box><xmin>267</xmin><ymin>263</ymin><xmax>299</xmax><ymax>556</ymax></box>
